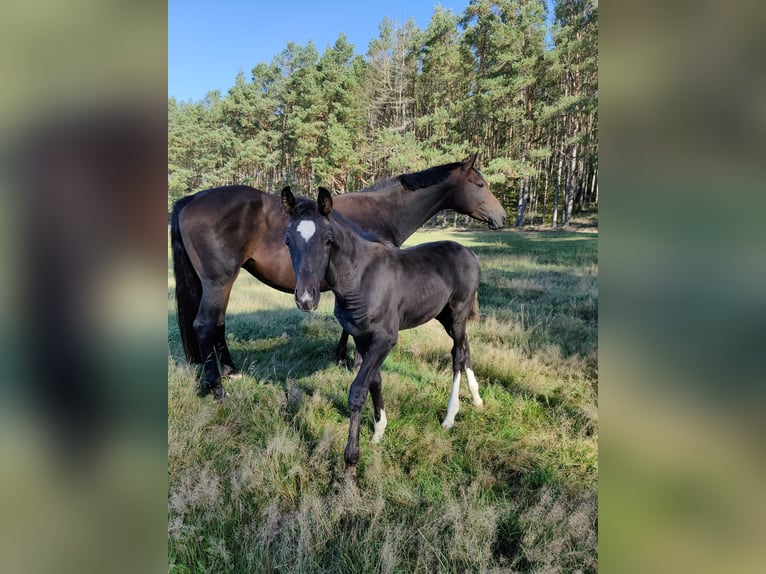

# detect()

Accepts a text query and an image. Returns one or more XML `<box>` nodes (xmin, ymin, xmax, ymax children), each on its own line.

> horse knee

<box><xmin>349</xmin><ymin>390</ymin><xmax>367</xmax><ymax>412</ymax></box>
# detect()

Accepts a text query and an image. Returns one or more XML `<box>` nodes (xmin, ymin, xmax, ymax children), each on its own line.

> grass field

<box><xmin>168</xmin><ymin>226</ymin><xmax>598</xmax><ymax>573</ymax></box>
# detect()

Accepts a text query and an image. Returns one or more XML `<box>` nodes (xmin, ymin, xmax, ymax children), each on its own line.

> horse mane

<box><xmin>364</xmin><ymin>161</ymin><xmax>463</xmax><ymax>193</ymax></box>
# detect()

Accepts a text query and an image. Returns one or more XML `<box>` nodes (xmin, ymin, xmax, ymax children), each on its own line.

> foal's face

<box><xmin>281</xmin><ymin>186</ymin><xmax>334</xmax><ymax>312</ymax></box>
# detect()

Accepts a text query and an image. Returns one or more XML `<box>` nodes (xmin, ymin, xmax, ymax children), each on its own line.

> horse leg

<box><xmin>369</xmin><ymin>371</ymin><xmax>387</xmax><ymax>443</ymax></box>
<box><xmin>344</xmin><ymin>335</ymin><xmax>394</xmax><ymax>472</ymax></box>
<box><xmin>193</xmin><ymin>283</ymin><xmax>233</xmax><ymax>401</ymax></box>
<box><xmin>215</xmin><ymin>324</ymin><xmax>240</xmax><ymax>379</ymax></box>
<box><xmin>462</xmin><ymin>334</ymin><xmax>483</xmax><ymax>408</ymax></box>
<box><xmin>335</xmin><ymin>330</ymin><xmax>363</xmax><ymax>371</ymax></box>
<box><xmin>441</xmin><ymin>318</ymin><xmax>474</xmax><ymax>429</ymax></box>
<box><xmin>334</xmin><ymin>329</ymin><xmax>350</xmax><ymax>366</ymax></box>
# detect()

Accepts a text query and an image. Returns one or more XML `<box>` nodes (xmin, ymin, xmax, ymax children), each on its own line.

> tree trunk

<box><xmin>553</xmin><ymin>150</ymin><xmax>564</xmax><ymax>228</ymax></box>
<box><xmin>515</xmin><ymin>177</ymin><xmax>527</xmax><ymax>227</ymax></box>
<box><xmin>564</xmin><ymin>142</ymin><xmax>578</xmax><ymax>227</ymax></box>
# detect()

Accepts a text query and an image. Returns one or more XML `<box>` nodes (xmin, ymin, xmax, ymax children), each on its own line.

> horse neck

<box><xmin>325</xmin><ymin>216</ymin><xmax>377</xmax><ymax>296</ymax></box>
<box><xmin>372</xmin><ymin>179</ymin><xmax>455</xmax><ymax>245</ymax></box>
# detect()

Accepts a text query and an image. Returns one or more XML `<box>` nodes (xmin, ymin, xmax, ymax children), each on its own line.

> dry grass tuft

<box><xmin>516</xmin><ymin>485</ymin><xmax>598</xmax><ymax>573</ymax></box>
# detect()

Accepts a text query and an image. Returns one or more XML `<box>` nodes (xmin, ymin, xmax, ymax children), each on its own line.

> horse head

<box><xmin>281</xmin><ymin>186</ymin><xmax>334</xmax><ymax>312</ymax></box>
<box><xmin>451</xmin><ymin>153</ymin><xmax>506</xmax><ymax>230</ymax></box>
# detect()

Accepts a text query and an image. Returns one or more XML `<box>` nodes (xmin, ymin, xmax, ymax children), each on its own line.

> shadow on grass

<box><xmin>168</xmin><ymin>307</ymin><xmax>342</xmax><ymax>387</ymax></box>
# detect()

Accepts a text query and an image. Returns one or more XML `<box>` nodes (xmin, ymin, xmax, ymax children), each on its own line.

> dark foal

<box><xmin>171</xmin><ymin>154</ymin><xmax>505</xmax><ymax>401</ymax></box>
<box><xmin>281</xmin><ymin>186</ymin><xmax>484</xmax><ymax>473</ymax></box>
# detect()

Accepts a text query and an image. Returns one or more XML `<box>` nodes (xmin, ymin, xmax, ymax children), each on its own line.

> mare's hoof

<box><xmin>213</xmin><ymin>389</ymin><xmax>230</xmax><ymax>403</ymax></box>
<box><xmin>441</xmin><ymin>420</ymin><xmax>454</xmax><ymax>430</ymax></box>
<box><xmin>474</xmin><ymin>399</ymin><xmax>484</xmax><ymax>408</ymax></box>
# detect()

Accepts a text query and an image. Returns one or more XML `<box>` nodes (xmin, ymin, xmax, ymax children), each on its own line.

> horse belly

<box><xmin>397</xmin><ymin>290</ymin><xmax>450</xmax><ymax>331</ymax></box>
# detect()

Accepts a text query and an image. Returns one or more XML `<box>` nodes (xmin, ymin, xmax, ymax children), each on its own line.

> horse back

<box><xmin>366</xmin><ymin>241</ymin><xmax>480</xmax><ymax>332</ymax></box>
<box><xmin>402</xmin><ymin>241</ymin><xmax>480</xmax><ymax>289</ymax></box>
<box><xmin>176</xmin><ymin>185</ymin><xmax>287</xmax><ymax>278</ymax></box>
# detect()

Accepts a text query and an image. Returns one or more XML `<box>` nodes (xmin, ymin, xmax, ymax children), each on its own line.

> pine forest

<box><xmin>168</xmin><ymin>0</ymin><xmax>597</xmax><ymax>228</ymax></box>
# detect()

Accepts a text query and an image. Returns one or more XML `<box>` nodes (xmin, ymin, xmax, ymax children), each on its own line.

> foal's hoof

<box><xmin>441</xmin><ymin>420</ymin><xmax>454</xmax><ymax>430</ymax></box>
<box><xmin>474</xmin><ymin>398</ymin><xmax>484</xmax><ymax>408</ymax></box>
<box><xmin>213</xmin><ymin>389</ymin><xmax>230</xmax><ymax>403</ymax></box>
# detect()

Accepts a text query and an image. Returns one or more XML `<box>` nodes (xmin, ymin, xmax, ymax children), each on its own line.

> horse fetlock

<box><xmin>371</xmin><ymin>409</ymin><xmax>388</xmax><ymax>443</ymax></box>
<box><xmin>344</xmin><ymin>445</ymin><xmax>360</xmax><ymax>468</ymax></box>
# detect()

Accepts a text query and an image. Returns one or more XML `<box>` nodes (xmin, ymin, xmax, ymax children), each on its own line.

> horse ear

<box><xmin>317</xmin><ymin>187</ymin><xmax>333</xmax><ymax>216</ymax></box>
<box><xmin>462</xmin><ymin>152</ymin><xmax>478</xmax><ymax>172</ymax></box>
<box><xmin>281</xmin><ymin>186</ymin><xmax>296</xmax><ymax>214</ymax></box>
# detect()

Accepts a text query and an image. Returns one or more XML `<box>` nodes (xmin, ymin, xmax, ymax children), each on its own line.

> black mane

<box><xmin>365</xmin><ymin>162</ymin><xmax>463</xmax><ymax>192</ymax></box>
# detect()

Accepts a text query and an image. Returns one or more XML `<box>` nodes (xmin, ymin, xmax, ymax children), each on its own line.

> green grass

<box><xmin>168</xmin><ymin>227</ymin><xmax>598</xmax><ymax>573</ymax></box>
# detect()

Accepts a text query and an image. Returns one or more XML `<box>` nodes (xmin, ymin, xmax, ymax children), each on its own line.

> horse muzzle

<box><xmin>474</xmin><ymin>204</ymin><xmax>507</xmax><ymax>230</ymax></box>
<box><xmin>295</xmin><ymin>286</ymin><xmax>320</xmax><ymax>312</ymax></box>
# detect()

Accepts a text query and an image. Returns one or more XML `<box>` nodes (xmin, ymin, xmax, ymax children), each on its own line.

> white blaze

<box><xmin>299</xmin><ymin>290</ymin><xmax>313</xmax><ymax>304</ymax></box>
<box><xmin>297</xmin><ymin>219</ymin><xmax>316</xmax><ymax>242</ymax></box>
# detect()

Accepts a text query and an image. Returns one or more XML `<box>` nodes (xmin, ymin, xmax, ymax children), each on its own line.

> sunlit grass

<box><xmin>168</xmin><ymin>226</ymin><xmax>598</xmax><ymax>573</ymax></box>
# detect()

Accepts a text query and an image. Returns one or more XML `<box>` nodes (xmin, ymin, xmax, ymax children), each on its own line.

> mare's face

<box><xmin>284</xmin><ymin>204</ymin><xmax>333</xmax><ymax>312</ymax></box>
<box><xmin>453</xmin><ymin>158</ymin><xmax>507</xmax><ymax>229</ymax></box>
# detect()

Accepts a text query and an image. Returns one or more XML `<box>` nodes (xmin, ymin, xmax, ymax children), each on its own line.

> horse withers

<box><xmin>171</xmin><ymin>154</ymin><xmax>505</xmax><ymax>401</ymax></box>
<box><xmin>281</xmin><ymin>186</ymin><xmax>484</xmax><ymax>474</ymax></box>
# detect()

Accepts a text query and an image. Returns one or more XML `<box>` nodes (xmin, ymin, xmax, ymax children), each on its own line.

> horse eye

<box><xmin>477</xmin><ymin>181</ymin><xmax>485</xmax><ymax>188</ymax></box>
<box><xmin>284</xmin><ymin>236</ymin><xmax>290</xmax><ymax>246</ymax></box>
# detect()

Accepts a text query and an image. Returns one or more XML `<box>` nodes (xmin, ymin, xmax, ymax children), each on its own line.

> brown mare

<box><xmin>171</xmin><ymin>154</ymin><xmax>505</xmax><ymax>400</ymax></box>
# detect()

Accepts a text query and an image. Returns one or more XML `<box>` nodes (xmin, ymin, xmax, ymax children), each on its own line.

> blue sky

<box><xmin>169</xmin><ymin>0</ymin><xmax>474</xmax><ymax>102</ymax></box>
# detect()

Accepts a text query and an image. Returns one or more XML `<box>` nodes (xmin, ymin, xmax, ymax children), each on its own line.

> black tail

<box><xmin>171</xmin><ymin>194</ymin><xmax>203</xmax><ymax>363</ymax></box>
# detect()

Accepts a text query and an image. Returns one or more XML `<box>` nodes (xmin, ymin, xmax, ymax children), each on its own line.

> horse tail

<box><xmin>468</xmin><ymin>291</ymin><xmax>480</xmax><ymax>322</ymax></box>
<box><xmin>468</xmin><ymin>252</ymin><xmax>480</xmax><ymax>322</ymax></box>
<box><xmin>170</xmin><ymin>194</ymin><xmax>203</xmax><ymax>363</ymax></box>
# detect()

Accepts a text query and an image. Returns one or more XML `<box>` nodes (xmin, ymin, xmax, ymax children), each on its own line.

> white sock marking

<box><xmin>442</xmin><ymin>372</ymin><xmax>461</xmax><ymax>429</ymax></box>
<box><xmin>466</xmin><ymin>368</ymin><xmax>483</xmax><ymax>407</ymax></box>
<box><xmin>297</xmin><ymin>219</ymin><xmax>316</xmax><ymax>242</ymax></box>
<box><xmin>371</xmin><ymin>409</ymin><xmax>387</xmax><ymax>443</ymax></box>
